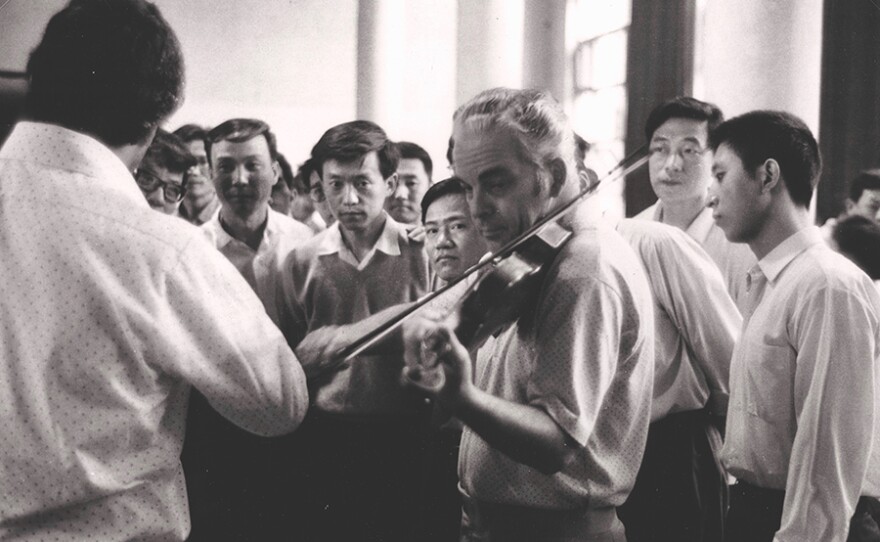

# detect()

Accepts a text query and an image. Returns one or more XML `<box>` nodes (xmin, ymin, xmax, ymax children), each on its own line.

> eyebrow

<box><xmin>477</xmin><ymin>166</ymin><xmax>514</xmax><ymax>183</ymax></box>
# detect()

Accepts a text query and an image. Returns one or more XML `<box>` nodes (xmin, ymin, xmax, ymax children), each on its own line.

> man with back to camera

<box><xmin>173</xmin><ymin>123</ymin><xmax>221</xmax><ymax>225</ymax></box>
<box><xmin>708</xmin><ymin>110</ymin><xmax>880</xmax><ymax>541</ymax></box>
<box><xmin>386</xmin><ymin>140</ymin><xmax>433</xmax><ymax>225</ymax></box>
<box><xmin>0</xmin><ymin>1</ymin><xmax>309</xmax><ymax>540</ymax></box>
<box><xmin>277</xmin><ymin>120</ymin><xmax>431</xmax><ymax>541</ymax></box>
<box><xmin>637</xmin><ymin>96</ymin><xmax>755</xmax><ymax>310</ymax></box>
<box><xmin>401</xmin><ymin>88</ymin><xmax>655</xmax><ymax>542</ymax></box>
<box><xmin>135</xmin><ymin>128</ymin><xmax>194</xmax><ymax>216</ymax></box>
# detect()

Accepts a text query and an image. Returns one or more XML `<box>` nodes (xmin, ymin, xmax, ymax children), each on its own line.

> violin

<box><xmin>335</xmin><ymin>147</ymin><xmax>648</xmax><ymax>361</ymax></box>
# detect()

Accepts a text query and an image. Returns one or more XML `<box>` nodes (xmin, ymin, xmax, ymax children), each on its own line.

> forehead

<box><xmin>144</xmin><ymin>164</ymin><xmax>184</xmax><ymax>185</ymax></box>
<box><xmin>398</xmin><ymin>158</ymin><xmax>428</xmax><ymax>179</ymax></box>
<box><xmin>323</xmin><ymin>151</ymin><xmax>383</xmax><ymax>177</ymax></box>
<box><xmin>211</xmin><ymin>136</ymin><xmax>271</xmax><ymax>161</ymax></box>
<box><xmin>651</xmin><ymin>117</ymin><xmax>709</xmax><ymax>143</ymax></box>
<box><xmin>425</xmin><ymin>193</ymin><xmax>468</xmax><ymax>222</ymax></box>
<box><xmin>452</xmin><ymin>123</ymin><xmax>532</xmax><ymax>183</ymax></box>
<box><xmin>185</xmin><ymin>140</ymin><xmax>206</xmax><ymax>156</ymax></box>
<box><xmin>858</xmin><ymin>188</ymin><xmax>880</xmax><ymax>201</ymax></box>
<box><xmin>712</xmin><ymin>143</ymin><xmax>744</xmax><ymax>171</ymax></box>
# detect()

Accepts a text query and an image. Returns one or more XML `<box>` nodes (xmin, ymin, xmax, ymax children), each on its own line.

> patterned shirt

<box><xmin>458</xmin><ymin>221</ymin><xmax>655</xmax><ymax>508</ymax></box>
<box><xmin>0</xmin><ymin>122</ymin><xmax>309</xmax><ymax>541</ymax></box>
<box><xmin>616</xmin><ymin>219</ymin><xmax>740</xmax><ymax>420</ymax></box>
<box><xmin>203</xmin><ymin>207</ymin><xmax>313</xmax><ymax>324</ymax></box>
<box><xmin>721</xmin><ymin>226</ymin><xmax>880</xmax><ymax>541</ymax></box>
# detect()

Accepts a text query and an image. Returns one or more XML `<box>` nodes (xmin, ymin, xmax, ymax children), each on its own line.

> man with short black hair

<box><xmin>708</xmin><ymin>110</ymin><xmax>880</xmax><ymax>542</ymax></box>
<box><xmin>136</xmin><ymin>128</ymin><xmax>194</xmax><ymax>215</ymax></box>
<box><xmin>638</xmin><ymin>96</ymin><xmax>755</xmax><ymax>309</ymax></box>
<box><xmin>173</xmin><ymin>123</ymin><xmax>220</xmax><ymax>225</ymax></box>
<box><xmin>387</xmin><ymin>140</ymin><xmax>433</xmax><ymax>224</ymax></box>
<box><xmin>0</xmin><ymin>2</ymin><xmax>308</xmax><ymax>540</ymax></box>
<box><xmin>278</xmin><ymin>120</ymin><xmax>430</xmax><ymax>540</ymax></box>
<box><xmin>202</xmin><ymin>118</ymin><xmax>312</xmax><ymax>323</ymax></box>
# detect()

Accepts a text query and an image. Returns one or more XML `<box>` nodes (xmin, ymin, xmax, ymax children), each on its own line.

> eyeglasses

<box><xmin>649</xmin><ymin>143</ymin><xmax>707</xmax><ymax>164</ymax></box>
<box><xmin>135</xmin><ymin>169</ymin><xmax>186</xmax><ymax>203</ymax></box>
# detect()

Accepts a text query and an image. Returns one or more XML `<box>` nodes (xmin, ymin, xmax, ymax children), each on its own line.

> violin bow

<box><xmin>337</xmin><ymin>144</ymin><xmax>649</xmax><ymax>361</ymax></box>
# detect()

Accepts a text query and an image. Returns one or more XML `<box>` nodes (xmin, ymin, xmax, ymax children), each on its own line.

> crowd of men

<box><xmin>2</xmin><ymin>1</ymin><xmax>880</xmax><ymax>541</ymax></box>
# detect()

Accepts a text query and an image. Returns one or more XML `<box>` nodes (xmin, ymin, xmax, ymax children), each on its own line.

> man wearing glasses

<box><xmin>135</xmin><ymin>129</ymin><xmax>194</xmax><ymax>215</ymax></box>
<box><xmin>636</xmin><ymin>97</ymin><xmax>755</xmax><ymax>310</ymax></box>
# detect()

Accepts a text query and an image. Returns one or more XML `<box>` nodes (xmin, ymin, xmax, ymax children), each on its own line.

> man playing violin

<box><xmin>403</xmin><ymin>87</ymin><xmax>656</xmax><ymax>542</ymax></box>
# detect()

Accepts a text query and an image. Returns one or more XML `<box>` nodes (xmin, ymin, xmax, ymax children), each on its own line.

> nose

<box><xmin>342</xmin><ymin>183</ymin><xmax>359</xmax><ymax>206</ymax></box>
<box><xmin>231</xmin><ymin>165</ymin><xmax>248</xmax><ymax>185</ymax></box>
<box><xmin>393</xmin><ymin>182</ymin><xmax>409</xmax><ymax>200</ymax></box>
<box><xmin>469</xmin><ymin>187</ymin><xmax>494</xmax><ymax>222</ymax></box>
<box><xmin>706</xmin><ymin>183</ymin><xmax>719</xmax><ymax>208</ymax></box>
<box><xmin>663</xmin><ymin>150</ymin><xmax>683</xmax><ymax>171</ymax></box>
<box><xmin>436</xmin><ymin>225</ymin><xmax>455</xmax><ymax>247</ymax></box>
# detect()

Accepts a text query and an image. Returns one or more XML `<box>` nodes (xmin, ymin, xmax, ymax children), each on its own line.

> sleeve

<box><xmin>775</xmin><ymin>285</ymin><xmax>879</xmax><ymax>541</ymax></box>
<box><xmin>648</xmin><ymin>231</ymin><xmax>741</xmax><ymax>404</ymax></box>
<box><xmin>153</xmin><ymin>235</ymin><xmax>309</xmax><ymax>437</ymax></box>
<box><xmin>526</xmin><ymin>268</ymin><xmax>626</xmax><ymax>447</ymax></box>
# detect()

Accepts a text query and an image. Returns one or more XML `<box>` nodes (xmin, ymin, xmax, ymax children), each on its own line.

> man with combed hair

<box><xmin>202</xmin><ymin>118</ymin><xmax>313</xmax><ymax>324</ymax></box>
<box><xmin>173</xmin><ymin>124</ymin><xmax>220</xmax><ymax>225</ymax></box>
<box><xmin>402</xmin><ymin>88</ymin><xmax>655</xmax><ymax>541</ymax></box>
<box><xmin>637</xmin><ymin>96</ymin><xmax>755</xmax><ymax>309</ymax></box>
<box><xmin>278</xmin><ymin>120</ymin><xmax>431</xmax><ymax>540</ymax></box>
<box><xmin>387</xmin><ymin>140</ymin><xmax>433</xmax><ymax>224</ymax></box>
<box><xmin>708</xmin><ymin>110</ymin><xmax>880</xmax><ymax>542</ymax></box>
<box><xmin>0</xmin><ymin>1</ymin><xmax>309</xmax><ymax>540</ymax></box>
<box><xmin>135</xmin><ymin>128</ymin><xmax>194</xmax><ymax>215</ymax></box>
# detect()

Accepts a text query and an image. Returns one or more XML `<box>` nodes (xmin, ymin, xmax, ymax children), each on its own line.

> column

<box><xmin>455</xmin><ymin>0</ymin><xmax>524</xmax><ymax>107</ymax></box>
<box><xmin>356</xmin><ymin>0</ymin><xmax>406</xmax><ymax>132</ymax></box>
<box><xmin>522</xmin><ymin>0</ymin><xmax>567</xmax><ymax>103</ymax></box>
<box><xmin>700</xmin><ymin>0</ymin><xmax>824</xmax><ymax>133</ymax></box>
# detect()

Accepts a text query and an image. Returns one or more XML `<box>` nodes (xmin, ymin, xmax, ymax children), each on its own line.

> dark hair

<box><xmin>710</xmin><ymin>110</ymin><xmax>821</xmax><ymax>208</ymax></box>
<box><xmin>398</xmin><ymin>141</ymin><xmax>433</xmax><ymax>179</ymax></box>
<box><xmin>140</xmin><ymin>129</ymin><xmax>196</xmax><ymax>184</ymax></box>
<box><xmin>297</xmin><ymin>157</ymin><xmax>318</xmax><ymax>190</ymax></box>
<box><xmin>206</xmin><ymin>118</ymin><xmax>278</xmax><ymax>165</ymax></box>
<box><xmin>25</xmin><ymin>0</ymin><xmax>184</xmax><ymax>146</ymax></box>
<box><xmin>173</xmin><ymin>124</ymin><xmax>208</xmax><ymax>145</ymax></box>
<box><xmin>849</xmin><ymin>169</ymin><xmax>880</xmax><ymax>203</ymax></box>
<box><xmin>311</xmin><ymin>120</ymin><xmax>399</xmax><ymax>179</ymax></box>
<box><xmin>644</xmin><ymin>96</ymin><xmax>724</xmax><ymax>141</ymax></box>
<box><xmin>276</xmin><ymin>153</ymin><xmax>304</xmax><ymax>193</ymax></box>
<box><xmin>833</xmin><ymin>215</ymin><xmax>880</xmax><ymax>280</ymax></box>
<box><xmin>421</xmin><ymin>177</ymin><xmax>468</xmax><ymax>223</ymax></box>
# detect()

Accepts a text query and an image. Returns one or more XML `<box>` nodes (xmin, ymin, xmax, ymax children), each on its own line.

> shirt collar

<box><xmin>317</xmin><ymin>213</ymin><xmax>402</xmax><ymax>268</ymax></box>
<box><xmin>653</xmin><ymin>200</ymin><xmax>715</xmax><ymax>243</ymax></box>
<box><xmin>757</xmin><ymin>226</ymin><xmax>824</xmax><ymax>283</ymax></box>
<box><xmin>208</xmin><ymin>207</ymin><xmax>280</xmax><ymax>251</ymax></box>
<box><xmin>0</xmin><ymin>121</ymin><xmax>145</xmax><ymax>206</ymax></box>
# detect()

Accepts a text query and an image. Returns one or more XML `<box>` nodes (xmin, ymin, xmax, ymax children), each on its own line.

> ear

<box><xmin>547</xmin><ymin>157</ymin><xmax>567</xmax><ymax>198</ymax></box>
<box><xmin>759</xmin><ymin>158</ymin><xmax>781</xmax><ymax>194</ymax></box>
<box><xmin>385</xmin><ymin>172</ymin><xmax>398</xmax><ymax>196</ymax></box>
<box><xmin>271</xmin><ymin>160</ymin><xmax>281</xmax><ymax>186</ymax></box>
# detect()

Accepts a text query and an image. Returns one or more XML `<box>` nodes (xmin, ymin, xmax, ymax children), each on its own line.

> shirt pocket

<box><xmin>743</xmin><ymin>340</ymin><xmax>795</xmax><ymax>423</ymax></box>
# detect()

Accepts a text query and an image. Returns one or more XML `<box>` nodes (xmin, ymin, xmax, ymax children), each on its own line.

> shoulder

<box><xmin>271</xmin><ymin>210</ymin><xmax>314</xmax><ymax>240</ymax></box>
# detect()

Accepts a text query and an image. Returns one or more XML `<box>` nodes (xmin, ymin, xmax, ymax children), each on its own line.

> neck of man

<box><xmin>749</xmin><ymin>199</ymin><xmax>812</xmax><ymax>261</ymax></box>
<box><xmin>220</xmin><ymin>206</ymin><xmax>269</xmax><ymax>251</ymax></box>
<box><xmin>660</xmin><ymin>192</ymin><xmax>708</xmax><ymax>230</ymax></box>
<box><xmin>184</xmin><ymin>192</ymin><xmax>215</xmax><ymax>217</ymax></box>
<box><xmin>340</xmin><ymin>212</ymin><xmax>388</xmax><ymax>262</ymax></box>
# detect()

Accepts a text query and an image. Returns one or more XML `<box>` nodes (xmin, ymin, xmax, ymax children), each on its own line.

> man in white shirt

<box><xmin>386</xmin><ymin>140</ymin><xmax>433</xmax><ymax>225</ymax></box>
<box><xmin>0</xmin><ymin>2</ymin><xmax>309</xmax><ymax>541</ymax></box>
<box><xmin>202</xmin><ymin>118</ymin><xmax>313</xmax><ymax>323</ymax></box>
<box><xmin>637</xmin><ymin>97</ymin><xmax>755</xmax><ymax>310</ymax></box>
<box><xmin>709</xmin><ymin>110</ymin><xmax>880</xmax><ymax>542</ymax></box>
<box><xmin>173</xmin><ymin>124</ymin><xmax>221</xmax><ymax>225</ymax></box>
<box><xmin>135</xmin><ymin>129</ymin><xmax>194</xmax><ymax>216</ymax></box>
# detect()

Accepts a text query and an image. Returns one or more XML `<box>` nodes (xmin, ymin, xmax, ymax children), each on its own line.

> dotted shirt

<box><xmin>0</xmin><ymin>122</ymin><xmax>309</xmax><ymax>541</ymax></box>
<box><xmin>458</xmin><ymin>221</ymin><xmax>655</xmax><ymax>509</ymax></box>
